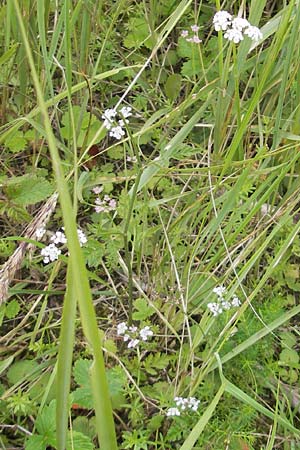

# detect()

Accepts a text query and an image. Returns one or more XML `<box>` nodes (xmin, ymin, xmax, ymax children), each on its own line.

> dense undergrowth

<box><xmin>0</xmin><ymin>0</ymin><xmax>300</xmax><ymax>449</ymax></box>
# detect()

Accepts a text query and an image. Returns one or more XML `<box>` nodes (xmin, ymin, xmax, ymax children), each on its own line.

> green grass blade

<box><xmin>130</xmin><ymin>91</ymin><xmax>214</xmax><ymax>194</ymax></box>
<box><xmin>222</xmin><ymin>0</ymin><xmax>294</xmax><ymax>169</ymax></box>
<box><xmin>179</xmin><ymin>384</ymin><xmax>225</xmax><ymax>450</ymax></box>
<box><xmin>208</xmin><ymin>304</ymin><xmax>300</xmax><ymax>372</ymax></box>
<box><xmin>56</xmin><ymin>264</ymin><xmax>77</xmax><ymax>450</ymax></box>
<box><xmin>224</xmin><ymin>380</ymin><xmax>299</xmax><ymax>436</ymax></box>
<box><xmin>12</xmin><ymin>1</ymin><xmax>118</xmax><ymax>448</ymax></box>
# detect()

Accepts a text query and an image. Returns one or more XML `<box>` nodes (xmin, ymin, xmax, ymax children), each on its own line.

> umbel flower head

<box><xmin>102</xmin><ymin>105</ymin><xmax>132</xmax><ymax>140</ymax></box>
<box><xmin>213</xmin><ymin>10</ymin><xmax>263</xmax><ymax>44</ymax></box>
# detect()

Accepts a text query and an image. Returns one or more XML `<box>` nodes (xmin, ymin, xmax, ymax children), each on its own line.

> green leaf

<box><xmin>72</xmin><ymin>386</ymin><xmax>93</xmax><ymax>409</ymax></box>
<box><xmin>165</xmin><ymin>74</ymin><xmax>182</xmax><ymax>101</ymax></box>
<box><xmin>132</xmin><ymin>298</ymin><xmax>155</xmax><ymax>321</ymax></box>
<box><xmin>279</xmin><ymin>348</ymin><xmax>299</xmax><ymax>365</ymax></box>
<box><xmin>123</xmin><ymin>17</ymin><xmax>154</xmax><ymax>49</ymax></box>
<box><xmin>6</xmin><ymin>177</ymin><xmax>53</xmax><ymax>206</ymax></box>
<box><xmin>181</xmin><ymin>58</ymin><xmax>201</xmax><ymax>78</ymax></box>
<box><xmin>73</xmin><ymin>360</ymin><xmax>126</xmax><ymax>409</ymax></box>
<box><xmin>66</xmin><ymin>431</ymin><xmax>94</xmax><ymax>450</ymax></box>
<box><xmin>25</xmin><ymin>434</ymin><xmax>47</xmax><ymax>450</ymax></box>
<box><xmin>72</xmin><ymin>416</ymin><xmax>96</xmax><ymax>440</ymax></box>
<box><xmin>7</xmin><ymin>360</ymin><xmax>39</xmax><ymax>385</ymax></box>
<box><xmin>143</xmin><ymin>353</ymin><xmax>170</xmax><ymax>375</ymax></box>
<box><xmin>5</xmin><ymin>299</ymin><xmax>20</xmax><ymax>319</ymax></box>
<box><xmin>35</xmin><ymin>400</ymin><xmax>56</xmax><ymax>436</ymax></box>
<box><xmin>73</xmin><ymin>359</ymin><xmax>91</xmax><ymax>387</ymax></box>
<box><xmin>5</xmin><ymin>132</ymin><xmax>27</xmax><ymax>152</ymax></box>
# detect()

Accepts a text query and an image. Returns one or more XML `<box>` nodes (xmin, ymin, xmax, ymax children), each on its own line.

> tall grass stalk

<box><xmin>12</xmin><ymin>1</ymin><xmax>117</xmax><ymax>448</ymax></box>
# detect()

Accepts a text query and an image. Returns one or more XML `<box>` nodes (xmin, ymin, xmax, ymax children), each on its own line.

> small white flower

<box><xmin>41</xmin><ymin>243</ymin><xmax>61</xmax><ymax>264</ymax></box>
<box><xmin>103</xmin><ymin>119</ymin><xmax>112</xmax><ymax>130</ymax></box>
<box><xmin>221</xmin><ymin>300</ymin><xmax>232</xmax><ymax>310</ymax></box>
<box><xmin>50</xmin><ymin>230</ymin><xmax>67</xmax><ymax>245</ymax></box>
<box><xmin>35</xmin><ymin>226</ymin><xmax>46</xmax><ymax>240</ymax></box>
<box><xmin>139</xmin><ymin>326</ymin><xmax>154</xmax><ymax>341</ymax></box>
<box><xmin>193</xmin><ymin>35</ymin><xmax>202</xmax><ymax>44</ymax></box>
<box><xmin>213</xmin><ymin>285</ymin><xmax>226</xmax><ymax>297</ymax></box>
<box><xmin>109</xmin><ymin>126</ymin><xmax>125</xmax><ymax>140</ymax></box>
<box><xmin>231</xmin><ymin>295</ymin><xmax>241</xmax><ymax>307</ymax></box>
<box><xmin>102</xmin><ymin>108</ymin><xmax>117</xmax><ymax>121</ymax></box>
<box><xmin>117</xmin><ymin>322</ymin><xmax>128</xmax><ymax>335</ymax></box>
<box><xmin>102</xmin><ymin>109</ymin><xmax>117</xmax><ymax>131</ymax></box>
<box><xmin>207</xmin><ymin>302</ymin><xmax>222</xmax><ymax>316</ymax></box>
<box><xmin>166</xmin><ymin>407</ymin><xmax>181</xmax><ymax>417</ymax></box>
<box><xmin>128</xmin><ymin>338</ymin><xmax>139</xmax><ymax>349</ymax></box>
<box><xmin>119</xmin><ymin>106</ymin><xmax>132</xmax><ymax>118</ymax></box>
<box><xmin>213</xmin><ymin>10</ymin><xmax>232</xmax><ymax>31</ymax></box>
<box><xmin>129</xmin><ymin>325</ymin><xmax>138</xmax><ymax>333</ymax></box>
<box><xmin>191</xmin><ymin>24</ymin><xmax>199</xmax><ymax>33</ymax></box>
<box><xmin>231</xmin><ymin>17</ymin><xmax>250</xmax><ymax>31</ymax></box>
<box><xmin>224</xmin><ymin>28</ymin><xmax>244</xmax><ymax>43</ymax></box>
<box><xmin>126</xmin><ymin>155</ymin><xmax>137</xmax><ymax>163</ymax></box>
<box><xmin>77</xmin><ymin>229</ymin><xmax>87</xmax><ymax>246</ymax></box>
<box><xmin>92</xmin><ymin>185</ymin><xmax>103</xmax><ymax>195</ymax></box>
<box><xmin>174</xmin><ymin>396</ymin><xmax>200</xmax><ymax>412</ymax></box>
<box><xmin>94</xmin><ymin>195</ymin><xmax>117</xmax><ymax>213</ymax></box>
<box><xmin>181</xmin><ymin>30</ymin><xmax>189</xmax><ymax>37</ymax></box>
<box><xmin>244</xmin><ymin>25</ymin><xmax>263</xmax><ymax>42</ymax></box>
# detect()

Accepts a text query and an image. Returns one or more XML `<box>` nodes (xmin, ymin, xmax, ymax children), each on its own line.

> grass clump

<box><xmin>0</xmin><ymin>1</ymin><xmax>300</xmax><ymax>449</ymax></box>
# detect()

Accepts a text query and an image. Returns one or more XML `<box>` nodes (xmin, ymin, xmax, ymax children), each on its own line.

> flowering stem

<box><xmin>123</xmin><ymin>143</ymin><xmax>143</xmax><ymax>325</ymax></box>
<box><xmin>232</xmin><ymin>43</ymin><xmax>243</xmax><ymax>160</ymax></box>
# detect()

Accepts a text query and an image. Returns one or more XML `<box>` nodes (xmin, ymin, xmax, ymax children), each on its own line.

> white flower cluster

<box><xmin>41</xmin><ymin>243</ymin><xmax>61</xmax><ymax>264</ymax></box>
<box><xmin>102</xmin><ymin>106</ymin><xmax>132</xmax><ymax>140</ymax></box>
<box><xmin>207</xmin><ymin>285</ymin><xmax>241</xmax><ymax>316</ymax></box>
<box><xmin>94</xmin><ymin>195</ymin><xmax>117</xmax><ymax>213</ymax></box>
<box><xmin>40</xmin><ymin>228</ymin><xmax>87</xmax><ymax>264</ymax></box>
<box><xmin>117</xmin><ymin>322</ymin><xmax>154</xmax><ymax>349</ymax></box>
<box><xmin>92</xmin><ymin>185</ymin><xmax>117</xmax><ymax>214</ymax></box>
<box><xmin>166</xmin><ymin>396</ymin><xmax>200</xmax><ymax>417</ymax></box>
<box><xmin>213</xmin><ymin>11</ymin><xmax>263</xmax><ymax>44</ymax></box>
<box><xmin>180</xmin><ymin>24</ymin><xmax>202</xmax><ymax>44</ymax></box>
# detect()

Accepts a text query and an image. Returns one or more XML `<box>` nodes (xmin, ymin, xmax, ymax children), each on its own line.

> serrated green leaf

<box><xmin>5</xmin><ymin>299</ymin><xmax>20</xmax><ymax>319</ymax></box>
<box><xmin>73</xmin><ymin>360</ymin><xmax>126</xmax><ymax>409</ymax></box>
<box><xmin>67</xmin><ymin>431</ymin><xmax>94</xmax><ymax>450</ymax></box>
<box><xmin>5</xmin><ymin>133</ymin><xmax>27</xmax><ymax>152</ymax></box>
<box><xmin>35</xmin><ymin>400</ymin><xmax>56</xmax><ymax>436</ymax></box>
<box><xmin>72</xmin><ymin>416</ymin><xmax>96</xmax><ymax>440</ymax></box>
<box><xmin>123</xmin><ymin>17</ymin><xmax>153</xmax><ymax>49</ymax></box>
<box><xmin>143</xmin><ymin>353</ymin><xmax>170</xmax><ymax>375</ymax></box>
<box><xmin>72</xmin><ymin>386</ymin><xmax>94</xmax><ymax>409</ymax></box>
<box><xmin>73</xmin><ymin>359</ymin><xmax>91</xmax><ymax>387</ymax></box>
<box><xmin>107</xmin><ymin>145</ymin><xmax>124</xmax><ymax>160</ymax></box>
<box><xmin>6</xmin><ymin>177</ymin><xmax>53</xmax><ymax>206</ymax></box>
<box><xmin>7</xmin><ymin>360</ymin><xmax>39</xmax><ymax>385</ymax></box>
<box><xmin>132</xmin><ymin>298</ymin><xmax>155</xmax><ymax>321</ymax></box>
<box><xmin>25</xmin><ymin>434</ymin><xmax>47</xmax><ymax>450</ymax></box>
<box><xmin>177</xmin><ymin>36</ymin><xmax>194</xmax><ymax>58</ymax></box>
<box><xmin>181</xmin><ymin>57</ymin><xmax>201</xmax><ymax>78</ymax></box>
